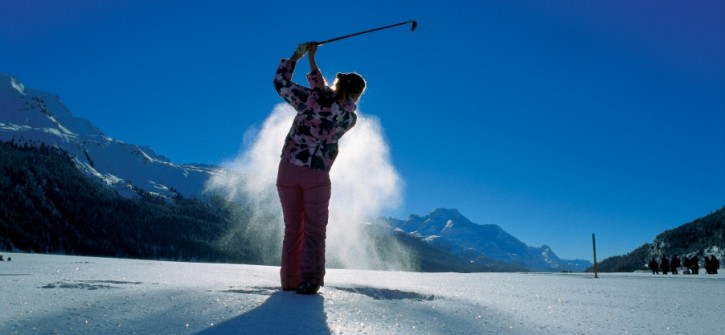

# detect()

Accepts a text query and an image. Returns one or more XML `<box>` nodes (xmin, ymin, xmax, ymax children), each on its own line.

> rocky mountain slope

<box><xmin>378</xmin><ymin>209</ymin><xmax>592</xmax><ymax>272</ymax></box>
<box><xmin>0</xmin><ymin>74</ymin><xmax>215</xmax><ymax>199</ymax></box>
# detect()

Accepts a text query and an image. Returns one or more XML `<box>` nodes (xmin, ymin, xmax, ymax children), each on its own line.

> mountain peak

<box><xmin>428</xmin><ymin>208</ymin><xmax>469</xmax><ymax>222</ymax></box>
<box><xmin>385</xmin><ymin>208</ymin><xmax>592</xmax><ymax>272</ymax></box>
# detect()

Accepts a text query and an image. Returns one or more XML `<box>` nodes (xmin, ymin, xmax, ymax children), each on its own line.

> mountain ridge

<box><xmin>381</xmin><ymin>208</ymin><xmax>592</xmax><ymax>272</ymax></box>
<box><xmin>0</xmin><ymin>74</ymin><xmax>215</xmax><ymax>200</ymax></box>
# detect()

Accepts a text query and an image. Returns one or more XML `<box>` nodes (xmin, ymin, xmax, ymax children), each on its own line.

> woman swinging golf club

<box><xmin>273</xmin><ymin>42</ymin><xmax>366</xmax><ymax>295</ymax></box>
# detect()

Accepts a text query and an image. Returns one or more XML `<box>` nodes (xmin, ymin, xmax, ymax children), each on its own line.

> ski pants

<box><xmin>276</xmin><ymin>160</ymin><xmax>331</xmax><ymax>289</ymax></box>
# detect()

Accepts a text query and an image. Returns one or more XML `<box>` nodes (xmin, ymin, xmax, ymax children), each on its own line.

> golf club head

<box><xmin>410</xmin><ymin>21</ymin><xmax>418</xmax><ymax>32</ymax></box>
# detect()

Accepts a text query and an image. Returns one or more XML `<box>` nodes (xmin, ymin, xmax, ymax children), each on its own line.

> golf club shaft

<box><xmin>316</xmin><ymin>20</ymin><xmax>417</xmax><ymax>45</ymax></box>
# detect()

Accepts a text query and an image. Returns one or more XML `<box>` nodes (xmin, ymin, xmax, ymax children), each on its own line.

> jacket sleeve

<box><xmin>273</xmin><ymin>58</ymin><xmax>311</xmax><ymax>112</ymax></box>
<box><xmin>306</xmin><ymin>69</ymin><xmax>326</xmax><ymax>91</ymax></box>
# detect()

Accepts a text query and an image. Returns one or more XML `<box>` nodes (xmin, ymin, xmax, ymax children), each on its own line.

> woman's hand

<box><xmin>291</xmin><ymin>43</ymin><xmax>308</xmax><ymax>61</ymax></box>
<box><xmin>291</xmin><ymin>42</ymin><xmax>319</xmax><ymax>61</ymax></box>
<box><xmin>307</xmin><ymin>42</ymin><xmax>318</xmax><ymax>58</ymax></box>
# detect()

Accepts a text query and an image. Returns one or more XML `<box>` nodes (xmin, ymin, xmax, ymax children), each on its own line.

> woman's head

<box><xmin>333</xmin><ymin>72</ymin><xmax>366</xmax><ymax>102</ymax></box>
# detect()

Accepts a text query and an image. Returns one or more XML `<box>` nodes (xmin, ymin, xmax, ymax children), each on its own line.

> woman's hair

<box><xmin>334</xmin><ymin>72</ymin><xmax>366</xmax><ymax>101</ymax></box>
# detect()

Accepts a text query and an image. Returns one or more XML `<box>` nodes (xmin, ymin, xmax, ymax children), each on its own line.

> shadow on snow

<box><xmin>194</xmin><ymin>290</ymin><xmax>330</xmax><ymax>335</ymax></box>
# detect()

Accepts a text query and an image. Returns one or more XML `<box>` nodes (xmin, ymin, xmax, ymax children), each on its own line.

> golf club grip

<box><xmin>316</xmin><ymin>20</ymin><xmax>415</xmax><ymax>45</ymax></box>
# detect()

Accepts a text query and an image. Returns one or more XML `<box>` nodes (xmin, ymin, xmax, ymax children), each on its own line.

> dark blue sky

<box><xmin>2</xmin><ymin>0</ymin><xmax>723</xmax><ymax>260</ymax></box>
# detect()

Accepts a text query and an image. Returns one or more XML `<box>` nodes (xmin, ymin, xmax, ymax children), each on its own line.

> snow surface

<box><xmin>1</xmin><ymin>253</ymin><xmax>723</xmax><ymax>334</ymax></box>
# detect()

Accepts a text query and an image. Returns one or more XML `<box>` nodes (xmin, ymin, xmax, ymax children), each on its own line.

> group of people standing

<box><xmin>648</xmin><ymin>255</ymin><xmax>721</xmax><ymax>275</ymax></box>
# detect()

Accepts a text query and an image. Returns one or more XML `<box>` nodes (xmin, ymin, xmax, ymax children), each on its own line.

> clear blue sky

<box><xmin>2</xmin><ymin>0</ymin><xmax>724</xmax><ymax>260</ymax></box>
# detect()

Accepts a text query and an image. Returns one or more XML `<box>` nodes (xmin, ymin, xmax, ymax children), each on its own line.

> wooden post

<box><xmin>592</xmin><ymin>233</ymin><xmax>598</xmax><ymax>278</ymax></box>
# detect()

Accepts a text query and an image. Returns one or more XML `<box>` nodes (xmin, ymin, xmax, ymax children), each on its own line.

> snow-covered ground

<box><xmin>1</xmin><ymin>253</ymin><xmax>723</xmax><ymax>334</ymax></box>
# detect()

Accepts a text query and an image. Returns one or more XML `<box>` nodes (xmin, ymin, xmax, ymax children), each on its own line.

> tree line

<box><xmin>0</xmin><ymin>141</ymin><xmax>271</xmax><ymax>263</ymax></box>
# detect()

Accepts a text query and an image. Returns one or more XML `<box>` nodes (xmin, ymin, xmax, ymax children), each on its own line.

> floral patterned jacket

<box><xmin>273</xmin><ymin>58</ymin><xmax>358</xmax><ymax>171</ymax></box>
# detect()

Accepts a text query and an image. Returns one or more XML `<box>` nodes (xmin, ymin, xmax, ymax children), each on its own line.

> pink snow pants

<box><xmin>276</xmin><ymin>160</ymin><xmax>331</xmax><ymax>289</ymax></box>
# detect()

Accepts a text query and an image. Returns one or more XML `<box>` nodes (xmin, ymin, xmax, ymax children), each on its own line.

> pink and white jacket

<box><xmin>273</xmin><ymin>58</ymin><xmax>358</xmax><ymax>171</ymax></box>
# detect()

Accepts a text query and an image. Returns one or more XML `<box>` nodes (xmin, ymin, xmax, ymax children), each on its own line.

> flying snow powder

<box><xmin>206</xmin><ymin>104</ymin><xmax>414</xmax><ymax>271</ymax></box>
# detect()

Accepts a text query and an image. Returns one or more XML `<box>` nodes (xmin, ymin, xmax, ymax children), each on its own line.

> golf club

<box><xmin>315</xmin><ymin>20</ymin><xmax>418</xmax><ymax>46</ymax></box>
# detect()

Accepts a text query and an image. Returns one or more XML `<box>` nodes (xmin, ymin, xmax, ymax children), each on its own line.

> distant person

<box><xmin>660</xmin><ymin>255</ymin><xmax>670</xmax><ymax>275</ymax></box>
<box><xmin>706</xmin><ymin>255</ymin><xmax>719</xmax><ymax>274</ymax></box>
<box><xmin>683</xmin><ymin>257</ymin><xmax>690</xmax><ymax>274</ymax></box>
<box><xmin>689</xmin><ymin>257</ymin><xmax>700</xmax><ymax>275</ymax></box>
<box><xmin>670</xmin><ymin>255</ymin><xmax>680</xmax><ymax>275</ymax></box>
<box><xmin>0</xmin><ymin>255</ymin><xmax>4</xmax><ymax>261</ymax></box>
<box><xmin>273</xmin><ymin>42</ymin><xmax>365</xmax><ymax>295</ymax></box>
<box><xmin>649</xmin><ymin>258</ymin><xmax>659</xmax><ymax>275</ymax></box>
<box><xmin>682</xmin><ymin>257</ymin><xmax>691</xmax><ymax>274</ymax></box>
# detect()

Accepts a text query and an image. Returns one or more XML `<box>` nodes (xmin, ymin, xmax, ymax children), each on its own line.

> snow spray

<box><xmin>206</xmin><ymin>104</ymin><xmax>416</xmax><ymax>271</ymax></box>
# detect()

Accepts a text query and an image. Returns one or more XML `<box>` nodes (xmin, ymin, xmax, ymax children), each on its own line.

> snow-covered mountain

<box><xmin>382</xmin><ymin>208</ymin><xmax>592</xmax><ymax>272</ymax></box>
<box><xmin>0</xmin><ymin>74</ymin><xmax>216</xmax><ymax>199</ymax></box>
